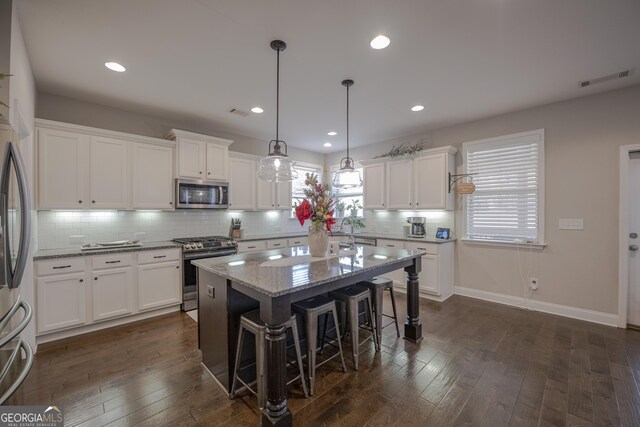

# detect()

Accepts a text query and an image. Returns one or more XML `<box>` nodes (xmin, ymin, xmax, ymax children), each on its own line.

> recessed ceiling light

<box><xmin>411</xmin><ymin>105</ymin><xmax>425</xmax><ymax>112</ymax></box>
<box><xmin>370</xmin><ymin>35</ymin><xmax>390</xmax><ymax>50</ymax></box>
<box><xmin>323</xmin><ymin>142</ymin><xmax>332</xmax><ymax>148</ymax></box>
<box><xmin>327</xmin><ymin>131</ymin><xmax>337</xmax><ymax>136</ymax></box>
<box><xmin>105</xmin><ymin>62</ymin><xmax>126</xmax><ymax>72</ymax></box>
<box><xmin>251</xmin><ymin>107</ymin><xmax>264</xmax><ymax>113</ymax></box>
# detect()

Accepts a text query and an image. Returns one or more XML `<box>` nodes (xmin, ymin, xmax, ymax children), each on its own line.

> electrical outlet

<box><xmin>529</xmin><ymin>278</ymin><xmax>539</xmax><ymax>290</ymax></box>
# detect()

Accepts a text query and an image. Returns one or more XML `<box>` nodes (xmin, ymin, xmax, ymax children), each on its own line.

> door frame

<box><xmin>618</xmin><ymin>144</ymin><xmax>640</xmax><ymax>327</ymax></box>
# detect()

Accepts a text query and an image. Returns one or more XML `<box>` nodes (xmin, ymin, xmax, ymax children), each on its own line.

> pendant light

<box><xmin>257</xmin><ymin>40</ymin><xmax>298</xmax><ymax>182</ymax></box>
<box><xmin>332</xmin><ymin>79</ymin><xmax>362</xmax><ymax>189</ymax></box>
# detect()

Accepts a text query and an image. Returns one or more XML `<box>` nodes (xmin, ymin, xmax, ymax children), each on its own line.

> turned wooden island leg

<box><xmin>404</xmin><ymin>257</ymin><xmax>423</xmax><ymax>342</ymax></box>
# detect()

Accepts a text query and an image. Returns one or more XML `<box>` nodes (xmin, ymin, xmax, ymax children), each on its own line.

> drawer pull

<box><xmin>153</xmin><ymin>255</ymin><xmax>167</xmax><ymax>259</ymax></box>
<box><xmin>79</xmin><ymin>279</ymin><xmax>84</xmax><ymax>283</ymax></box>
<box><xmin>105</xmin><ymin>260</ymin><xmax>121</xmax><ymax>264</ymax></box>
<box><xmin>273</xmin><ymin>244</ymin><xmax>281</xmax><ymax>247</ymax></box>
<box><xmin>417</xmin><ymin>247</ymin><xmax>427</xmax><ymax>250</ymax></box>
<box><xmin>53</xmin><ymin>265</ymin><xmax>71</xmax><ymax>269</ymax></box>
<box><xmin>248</xmin><ymin>246</ymin><xmax>256</xmax><ymax>249</ymax></box>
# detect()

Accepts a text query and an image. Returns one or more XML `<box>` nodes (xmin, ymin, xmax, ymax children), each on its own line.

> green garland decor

<box><xmin>373</xmin><ymin>141</ymin><xmax>429</xmax><ymax>159</ymax></box>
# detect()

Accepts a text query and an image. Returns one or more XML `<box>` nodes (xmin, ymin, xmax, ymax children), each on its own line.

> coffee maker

<box><xmin>406</xmin><ymin>217</ymin><xmax>427</xmax><ymax>237</ymax></box>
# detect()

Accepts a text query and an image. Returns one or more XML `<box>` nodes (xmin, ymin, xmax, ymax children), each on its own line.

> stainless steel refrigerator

<box><xmin>0</xmin><ymin>120</ymin><xmax>33</xmax><ymax>404</ymax></box>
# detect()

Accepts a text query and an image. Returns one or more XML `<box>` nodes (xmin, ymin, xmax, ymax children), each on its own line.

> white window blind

<box><xmin>464</xmin><ymin>130</ymin><xmax>544</xmax><ymax>243</ymax></box>
<box><xmin>291</xmin><ymin>164</ymin><xmax>323</xmax><ymax>207</ymax></box>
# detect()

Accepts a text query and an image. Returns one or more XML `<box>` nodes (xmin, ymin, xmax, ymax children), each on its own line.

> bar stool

<box><xmin>230</xmin><ymin>309</ymin><xmax>308</xmax><ymax>409</ymax></box>
<box><xmin>292</xmin><ymin>295</ymin><xmax>347</xmax><ymax>395</ymax></box>
<box><xmin>360</xmin><ymin>277</ymin><xmax>400</xmax><ymax>348</ymax></box>
<box><xmin>329</xmin><ymin>285</ymin><xmax>378</xmax><ymax>370</ymax></box>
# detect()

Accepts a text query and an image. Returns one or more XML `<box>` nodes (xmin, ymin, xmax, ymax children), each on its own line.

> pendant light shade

<box><xmin>258</xmin><ymin>40</ymin><xmax>298</xmax><ymax>182</ymax></box>
<box><xmin>332</xmin><ymin>79</ymin><xmax>362</xmax><ymax>189</ymax></box>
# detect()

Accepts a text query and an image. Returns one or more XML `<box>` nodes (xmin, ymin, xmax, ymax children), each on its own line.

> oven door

<box><xmin>176</xmin><ymin>179</ymin><xmax>228</xmax><ymax>209</ymax></box>
<box><xmin>182</xmin><ymin>249</ymin><xmax>237</xmax><ymax>311</ymax></box>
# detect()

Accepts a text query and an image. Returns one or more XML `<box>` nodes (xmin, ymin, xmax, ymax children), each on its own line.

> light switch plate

<box><xmin>559</xmin><ymin>219</ymin><xmax>584</xmax><ymax>230</ymax></box>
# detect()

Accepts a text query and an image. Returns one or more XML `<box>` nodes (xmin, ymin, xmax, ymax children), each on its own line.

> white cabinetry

<box><xmin>405</xmin><ymin>241</ymin><xmax>454</xmax><ymax>301</ymax></box>
<box><xmin>363</xmin><ymin>163</ymin><xmax>386</xmax><ymax>209</ymax></box>
<box><xmin>37</xmin><ymin>128</ymin><xmax>87</xmax><ymax>210</ymax></box>
<box><xmin>362</xmin><ymin>146</ymin><xmax>457</xmax><ymax>211</ymax></box>
<box><xmin>413</xmin><ymin>150</ymin><xmax>455</xmax><ymax>210</ymax></box>
<box><xmin>258</xmin><ymin>180</ymin><xmax>292</xmax><ymax>210</ymax></box>
<box><xmin>132</xmin><ymin>143</ymin><xmax>174</xmax><ymax>209</ymax></box>
<box><xmin>375</xmin><ymin>239</ymin><xmax>406</xmax><ymax>286</ymax></box>
<box><xmin>137</xmin><ymin>261</ymin><xmax>181</xmax><ymax>311</ymax></box>
<box><xmin>229</xmin><ymin>155</ymin><xmax>257</xmax><ymax>210</ymax></box>
<box><xmin>89</xmin><ymin>136</ymin><xmax>130</xmax><ymax>209</ymax></box>
<box><xmin>35</xmin><ymin>248</ymin><xmax>182</xmax><ymax>339</ymax></box>
<box><xmin>237</xmin><ymin>240</ymin><xmax>267</xmax><ymax>253</ymax></box>
<box><xmin>167</xmin><ymin>129</ymin><xmax>232</xmax><ymax>181</ymax></box>
<box><xmin>36</xmin><ymin>120</ymin><xmax>176</xmax><ymax>211</ymax></box>
<box><xmin>386</xmin><ymin>159</ymin><xmax>413</xmax><ymax>209</ymax></box>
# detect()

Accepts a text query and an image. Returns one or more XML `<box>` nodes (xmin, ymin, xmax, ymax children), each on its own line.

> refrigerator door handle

<box><xmin>1</xmin><ymin>143</ymin><xmax>31</xmax><ymax>289</ymax></box>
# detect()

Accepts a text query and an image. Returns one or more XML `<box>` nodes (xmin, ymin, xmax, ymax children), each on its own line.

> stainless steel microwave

<box><xmin>175</xmin><ymin>179</ymin><xmax>229</xmax><ymax>209</ymax></box>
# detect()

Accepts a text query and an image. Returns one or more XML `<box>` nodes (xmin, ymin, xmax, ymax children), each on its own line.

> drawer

<box><xmin>138</xmin><ymin>249</ymin><xmax>181</xmax><ymax>265</ymax></box>
<box><xmin>405</xmin><ymin>241</ymin><xmax>439</xmax><ymax>255</ymax></box>
<box><xmin>92</xmin><ymin>253</ymin><xmax>133</xmax><ymax>270</ymax></box>
<box><xmin>288</xmin><ymin>237</ymin><xmax>308</xmax><ymax>247</ymax></box>
<box><xmin>376</xmin><ymin>239</ymin><xmax>406</xmax><ymax>249</ymax></box>
<box><xmin>237</xmin><ymin>241</ymin><xmax>267</xmax><ymax>253</ymax></box>
<box><xmin>36</xmin><ymin>257</ymin><xmax>85</xmax><ymax>276</ymax></box>
<box><xmin>266</xmin><ymin>239</ymin><xmax>288</xmax><ymax>249</ymax></box>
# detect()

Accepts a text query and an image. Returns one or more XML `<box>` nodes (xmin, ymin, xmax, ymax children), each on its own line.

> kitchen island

<box><xmin>193</xmin><ymin>245</ymin><xmax>424</xmax><ymax>427</ymax></box>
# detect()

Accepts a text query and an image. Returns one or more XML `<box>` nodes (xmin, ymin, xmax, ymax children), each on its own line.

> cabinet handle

<box><xmin>169</xmin><ymin>201</ymin><xmax>173</xmax><ymax>205</ymax></box>
<box><xmin>199</xmin><ymin>171</ymin><xmax>202</xmax><ymax>174</ymax></box>
<box><xmin>273</xmin><ymin>244</ymin><xmax>281</xmax><ymax>247</ymax></box>
<box><xmin>94</xmin><ymin>277</ymin><xmax>98</xmax><ymax>280</ymax></box>
<box><xmin>272</xmin><ymin>204</ymin><xmax>274</xmax><ymax>207</ymax></box>
<box><xmin>208</xmin><ymin>172</ymin><xmax>211</xmax><ymax>175</ymax></box>
<box><xmin>153</xmin><ymin>255</ymin><xmax>167</xmax><ymax>259</ymax></box>
<box><xmin>248</xmin><ymin>246</ymin><xmax>256</xmax><ymax>249</ymax></box>
<box><xmin>92</xmin><ymin>200</ymin><xmax>96</xmax><ymax>204</ymax></box>
<box><xmin>78</xmin><ymin>200</ymin><xmax>82</xmax><ymax>204</ymax></box>
<box><xmin>79</xmin><ymin>279</ymin><xmax>84</xmax><ymax>283</ymax></box>
<box><xmin>105</xmin><ymin>260</ymin><xmax>121</xmax><ymax>264</ymax></box>
<box><xmin>176</xmin><ymin>265</ymin><xmax>179</xmax><ymax>269</ymax></box>
<box><xmin>53</xmin><ymin>265</ymin><xmax>71</xmax><ymax>269</ymax></box>
<box><xmin>417</xmin><ymin>247</ymin><xmax>427</xmax><ymax>250</ymax></box>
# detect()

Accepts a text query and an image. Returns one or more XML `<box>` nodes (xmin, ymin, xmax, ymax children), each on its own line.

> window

<box><xmin>291</xmin><ymin>163</ymin><xmax>323</xmax><ymax>211</ymax></box>
<box><xmin>330</xmin><ymin>165</ymin><xmax>364</xmax><ymax>218</ymax></box>
<box><xmin>463</xmin><ymin>129</ymin><xmax>544</xmax><ymax>244</ymax></box>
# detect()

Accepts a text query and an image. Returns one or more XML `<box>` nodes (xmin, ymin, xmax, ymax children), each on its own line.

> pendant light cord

<box><xmin>275</xmin><ymin>47</ymin><xmax>280</xmax><ymax>143</ymax></box>
<box><xmin>346</xmin><ymin>83</ymin><xmax>349</xmax><ymax>160</ymax></box>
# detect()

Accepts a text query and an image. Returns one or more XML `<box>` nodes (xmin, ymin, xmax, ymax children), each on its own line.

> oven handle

<box><xmin>183</xmin><ymin>249</ymin><xmax>238</xmax><ymax>260</ymax></box>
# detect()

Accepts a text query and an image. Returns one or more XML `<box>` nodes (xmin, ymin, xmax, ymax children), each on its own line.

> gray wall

<box><xmin>36</xmin><ymin>92</ymin><xmax>325</xmax><ymax>165</ymax></box>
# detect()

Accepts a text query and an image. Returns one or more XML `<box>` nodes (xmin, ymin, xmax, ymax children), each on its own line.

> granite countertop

<box><xmin>33</xmin><ymin>241</ymin><xmax>181</xmax><ymax>261</ymax></box>
<box><xmin>238</xmin><ymin>231</ymin><xmax>455</xmax><ymax>244</ymax></box>
<box><xmin>192</xmin><ymin>245</ymin><xmax>424</xmax><ymax>298</ymax></box>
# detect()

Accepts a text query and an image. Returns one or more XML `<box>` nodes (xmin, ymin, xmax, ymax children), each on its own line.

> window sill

<box><xmin>461</xmin><ymin>239</ymin><xmax>546</xmax><ymax>250</ymax></box>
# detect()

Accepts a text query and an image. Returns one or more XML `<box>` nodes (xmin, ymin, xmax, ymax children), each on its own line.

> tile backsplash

<box><xmin>37</xmin><ymin>209</ymin><xmax>455</xmax><ymax>250</ymax></box>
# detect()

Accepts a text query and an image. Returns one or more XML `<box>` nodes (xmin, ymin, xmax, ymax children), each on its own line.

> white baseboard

<box><xmin>391</xmin><ymin>282</ymin><xmax>453</xmax><ymax>302</ymax></box>
<box><xmin>454</xmin><ymin>286</ymin><xmax>618</xmax><ymax>327</ymax></box>
<box><xmin>36</xmin><ymin>305</ymin><xmax>181</xmax><ymax>345</ymax></box>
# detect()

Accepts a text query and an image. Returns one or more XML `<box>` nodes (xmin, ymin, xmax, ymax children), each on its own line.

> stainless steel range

<box><xmin>173</xmin><ymin>236</ymin><xmax>237</xmax><ymax>311</ymax></box>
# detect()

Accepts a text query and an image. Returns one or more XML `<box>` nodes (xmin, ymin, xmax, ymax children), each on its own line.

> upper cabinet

<box><xmin>228</xmin><ymin>154</ymin><xmax>257</xmax><ymax>210</ymax></box>
<box><xmin>38</xmin><ymin>128</ymin><xmax>88</xmax><ymax>210</ymax></box>
<box><xmin>362</xmin><ymin>146</ymin><xmax>457</xmax><ymax>210</ymax></box>
<box><xmin>36</xmin><ymin>120</ymin><xmax>175</xmax><ymax>211</ymax></box>
<box><xmin>166</xmin><ymin>129</ymin><xmax>232</xmax><ymax>181</ymax></box>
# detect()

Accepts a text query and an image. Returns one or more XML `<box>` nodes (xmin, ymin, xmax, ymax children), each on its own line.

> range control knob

<box><xmin>197</xmin><ymin>243</ymin><xmax>204</xmax><ymax>249</ymax></box>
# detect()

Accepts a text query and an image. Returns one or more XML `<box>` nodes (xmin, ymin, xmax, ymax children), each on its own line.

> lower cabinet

<box><xmin>138</xmin><ymin>262</ymin><xmax>182</xmax><ymax>311</ymax></box>
<box><xmin>92</xmin><ymin>267</ymin><xmax>134</xmax><ymax>321</ymax></box>
<box><xmin>405</xmin><ymin>241</ymin><xmax>455</xmax><ymax>300</ymax></box>
<box><xmin>35</xmin><ymin>249</ymin><xmax>182</xmax><ymax>337</ymax></box>
<box><xmin>36</xmin><ymin>272</ymin><xmax>88</xmax><ymax>333</ymax></box>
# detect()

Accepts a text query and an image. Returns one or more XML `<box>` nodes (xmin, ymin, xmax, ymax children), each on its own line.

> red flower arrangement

<box><xmin>295</xmin><ymin>173</ymin><xmax>336</xmax><ymax>235</ymax></box>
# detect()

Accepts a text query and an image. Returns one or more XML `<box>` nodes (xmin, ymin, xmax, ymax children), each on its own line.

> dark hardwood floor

<box><xmin>9</xmin><ymin>294</ymin><xmax>640</xmax><ymax>426</ymax></box>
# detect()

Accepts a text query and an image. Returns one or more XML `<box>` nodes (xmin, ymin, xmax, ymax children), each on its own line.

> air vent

<box><xmin>579</xmin><ymin>69</ymin><xmax>633</xmax><ymax>88</ymax></box>
<box><xmin>228</xmin><ymin>108</ymin><xmax>250</xmax><ymax>117</ymax></box>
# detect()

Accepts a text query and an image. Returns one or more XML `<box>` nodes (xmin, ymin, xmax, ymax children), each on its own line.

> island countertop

<box><xmin>192</xmin><ymin>245</ymin><xmax>424</xmax><ymax>298</ymax></box>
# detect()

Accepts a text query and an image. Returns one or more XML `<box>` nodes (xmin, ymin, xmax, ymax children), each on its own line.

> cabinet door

<box><xmin>90</xmin><ymin>136</ymin><xmax>129</xmax><ymax>209</ymax></box>
<box><xmin>137</xmin><ymin>262</ymin><xmax>181</xmax><ymax>311</ymax></box>
<box><xmin>132</xmin><ymin>144</ymin><xmax>174</xmax><ymax>209</ymax></box>
<box><xmin>178</xmin><ymin>138</ymin><xmax>206</xmax><ymax>179</ymax></box>
<box><xmin>276</xmin><ymin>181</ymin><xmax>292</xmax><ymax>210</ymax></box>
<box><xmin>206</xmin><ymin>143</ymin><xmax>228</xmax><ymax>181</ymax></box>
<box><xmin>38</xmin><ymin>128</ymin><xmax>87</xmax><ymax>209</ymax></box>
<box><xmin>92</xmin><ymin>267</ymin><xmax>134</xmax><ymax>321</ymax></box>
<box><xmin>36</xmin><ymin>272</ymin><xmax>87</xmax><ymax>333</ymax></box>
<box><xmin>363</xmin><ymin>163</ymin><xmax>386</xmax><ymax>209</ymax></box>
<box><xmin>414</xmin><ymin>154</ymin><xmax>447</xmax><ymax>209</ymax></box>
<box><xmin>419</xmin><ymin>254</ymin><xmax>440</xmax><ymax>295</ymax></box>
<box><xmin>386</xmin><ymin>159</ymin><xmax>413</xmax><ymax>209</ymax></box>
<box><xmin>229</xmin><ymin>157</ymin><xmax>256</xmax><ymax>210</ymax></box>
<box><xmin>256</xmin><ymin>179</ymin><xmax>276</xmax><ymax>210</ymax></box>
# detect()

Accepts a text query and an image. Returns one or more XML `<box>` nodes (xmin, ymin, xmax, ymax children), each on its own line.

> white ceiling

<box><xmin>16</xmin><ymin>0</ymin><xmax>640</xmax><ymax>153</ymax></box>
